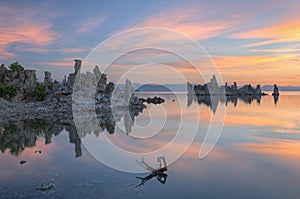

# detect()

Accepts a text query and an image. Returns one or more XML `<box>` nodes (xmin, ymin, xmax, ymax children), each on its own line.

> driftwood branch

<box><xmin>136</xmin><ymin>157</ymin><xmax>168</xmax><ymax>187</ymax></box>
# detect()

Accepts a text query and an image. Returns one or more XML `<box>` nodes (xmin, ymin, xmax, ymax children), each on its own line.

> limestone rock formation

<box><xmin>124</xmin><ymin>79</ymin><xmax>134</xmax><ymax>102</ymax></box>
<box><xmin>93</xmin><ymin>65</ymin><xmax>101</xmax><ymax>79</ymax></box>
<box><xmin>44</xmin><ymin>71</ymin><xmax>53</xmax><ymax>92</ymax></box>
<box><xmin>67</xmin><ymin>60</ymin><xmax>82</xmax><ymax>93</ymax></box>
<box><xmin>255</xmin><ymin>84</ymin><xmax>262</xmax><ymax>95</ymax></box>
<box><xmin>193</xmin><ymin>75</ymin><xmax>221</xmax><ymax>95</ymax></box>
<box><xmin>187</xmin><ymin>82</ymin><xmax>195</xmax><ymax>95</ymax></box>
<box><xmin>74</xmin><ymin>59</ymin><xmax>81</xmax><ymax>74</ymax></box>
<box><xmin>188</xmin><ymin>75</ymin><xmax>269</xmax><ymax>96</ymax></box>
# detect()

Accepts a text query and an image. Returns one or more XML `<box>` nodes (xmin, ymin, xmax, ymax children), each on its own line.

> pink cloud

<box><xmin>76</xmin><ymin>16</ymin><xmax>106</xmax><ymax>34</ymax></box>
<box><xmin>127</xmin><ymin>6</ymin><xmax>242</xmax><ymax>41</ymax></box>
<box><xmin>39</xmin><ymin>58</ymin><xmax>75</xmax><ymax>67</ymax></box>
<box><xmin>0</xmin><ymin>5</ymin><xmax>57</xmax><ymax>59</ymax></box>
<box><xmin>56</xmin><ymin>47</ymin><xmax>90</xmax><ymax>53</ymax></box>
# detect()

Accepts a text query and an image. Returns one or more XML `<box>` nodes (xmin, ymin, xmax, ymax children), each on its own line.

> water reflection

<box><xmin>187</xmin><ymin>93</ymin><xmax>265</xmax><ymax>112</ymax></box>
<box><xmin>274</xmin><ymin>94</ymin><xmax>279</xmax><ymax>105</ymax></box>
<box><xmin>136</xmin><ymin>172</ymin><xmax>168</xmax><ymax>187</ymax></box>
<box><xmin>0</xmin><ymin>92</ymin><xmax>292</xmax><ymax>161</ymax></box>
<box><xmin>1</xmin><ymin>93</ymin><xmax>300</xmax><ymax>198</ymax></box>
<box><xmin>0</xmin><ymin>119</ymin><xmax>82</xmax><ymax>157</ymax></box>
<box><xmin>0</xmin><ymin>93</ymin><xmax>286</xmax><ymax>158</ymax></box>
<box><xmin>0</xmin><ymin>94</ymin><xmax>167</xmax><ymax>158</ymax></box>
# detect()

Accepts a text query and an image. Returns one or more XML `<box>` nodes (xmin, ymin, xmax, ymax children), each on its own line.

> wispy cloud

<box><xmin>128</xmin><ymin>5</ymin><xmax>242</xmax><ymax>40</ymax></box>
<box><xmin>76</xmin><ymin>16</ymin><xmax>106</xmax><ymax>34</ymax></box>
<box><xmin>214</xmin><ymin>54</ymin><xmax>300</xmax><ymax>69</ymax></box>
<box><xmin>55</xmin><ymin>47</ymin><xmax>90</xmax><ymax>53</ymax></box>
<box><xmin>233</xmin><ymin>21</ymin><xmax>300</xmax><ymax>47</ymax></box>
<box><xmin>251</xmin><ymin>48</ymin><xmax>300</xmax><ymax>53</ymax></box>
<box><xmin>10</xmin><ymin>45</ymin><xmax>90</xmax><ymax>55</ymax></box>
<box><xmin>0</xmin><ymin>5</ymin><xmax>57</xmax><ymax>59</ymax></box>
<box><xmin>39</xmin><ymin>59</ymin><xmax>75</xmax><ymax>67</ymax></box>
<box><xmin>230</xmin><ymin>4</ymin><xmax>300</xmax><ymax>48</ymax></box>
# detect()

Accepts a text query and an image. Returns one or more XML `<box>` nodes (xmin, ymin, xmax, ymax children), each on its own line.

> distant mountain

<box><xmin>262</xmin><ymin>85</ymin><xmax>300</xmax><ymax>91</ymax></box>
<box><xmin>135</xmin><ymin>84</ymin><xmax>172</xmax><ymax>92</ymax></box>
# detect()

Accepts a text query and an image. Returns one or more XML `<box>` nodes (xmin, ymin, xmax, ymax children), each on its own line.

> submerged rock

<box><xmin>19</xmin><ymin>160</ymin><xmax>26</xmax><ymax>165</ymax></box>
<box><xmin>36</xmin><ymin>182</ymin><xmax>55</xmax><ymax>191</ymax></box>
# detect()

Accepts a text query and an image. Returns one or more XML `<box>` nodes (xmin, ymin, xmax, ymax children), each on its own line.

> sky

<box><xmin>0</xmin><ymin>0</ymin><xmax>300</xmax><ymax>86</ymax></box>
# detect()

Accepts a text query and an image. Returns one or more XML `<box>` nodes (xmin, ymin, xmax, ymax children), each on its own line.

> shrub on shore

<box><xmin>8</xmin><ymin>62</ymin><xmax>24</xmax><ymax>73</ymax></box>
<box><xmin>0</xmin><ymin>83</ymin><xmax>16</xmax><ymax>100</ymax></box>
<box><xmin>34</xmin><ymin>83</ymin><xmax>48</xmax><ymax>101</ymax></box>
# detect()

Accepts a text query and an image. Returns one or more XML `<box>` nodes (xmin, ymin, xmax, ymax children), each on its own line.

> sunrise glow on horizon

<box><xmin>0</xmin><ymin>0</ymin><xmax>299</xmax><ymax>86</ymax></box>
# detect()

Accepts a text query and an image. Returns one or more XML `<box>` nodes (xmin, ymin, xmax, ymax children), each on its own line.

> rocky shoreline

<box><xmin>0</xmin><ymin>94</ymin><xmax>72</xmax><ymax>123</ymax></box>
<box><xmin>0</xmin><ymin>60</ymin><xmax>167</xmax><ymax>157</ymax></box>
<box><xmin>0</xmin><ymin>60</ymin><xmax>165</xmax><ymax>136</ymax></box>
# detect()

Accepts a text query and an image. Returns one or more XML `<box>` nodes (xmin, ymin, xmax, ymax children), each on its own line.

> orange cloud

<box><xmin>212</xmin><ymin>54</ymin><xmax>300</xmax><ymax>85</ymax></box>
<box><xmin>251</xmin><ymin>48</ymin><xmax>300</xmax><ymax>53</ymax></box>
<box><xmin>213</xmin><ymin>54</ymin><xmax>299</xmax><ymax>69</ymax></box>
<box><xmin>232</xmin><ymin>20</ymin><xmax>300</xmax><ymax>47</ymax></box>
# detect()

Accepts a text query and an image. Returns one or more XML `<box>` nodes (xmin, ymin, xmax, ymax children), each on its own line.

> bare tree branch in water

<box><xmin>136</xmin><ymin>157</ymin><xmax>168</xmax><ymax>187</ymax></box>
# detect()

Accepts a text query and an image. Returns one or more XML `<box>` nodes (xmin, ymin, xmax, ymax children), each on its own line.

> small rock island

<box><xmin>187</xmin><ymin>75</ymin><xmax>278</xmax><ymax>96</ymax></box>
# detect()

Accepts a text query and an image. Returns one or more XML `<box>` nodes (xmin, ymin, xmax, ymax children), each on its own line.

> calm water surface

<box><xmin>0</xmin><ymin>91</ymin><xmax>300</xmax><ymax>199</ymax></box>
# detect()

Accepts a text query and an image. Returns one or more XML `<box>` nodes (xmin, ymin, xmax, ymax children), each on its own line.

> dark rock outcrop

<box><xmin>272</xmin><ymin>84</ymin><xmax>279</xmax><ymax>96</ymax></box>
<box><xmin>140</xmin><ymin>96</ymin><xmax>165</xmax><ymax>104</ymax></box>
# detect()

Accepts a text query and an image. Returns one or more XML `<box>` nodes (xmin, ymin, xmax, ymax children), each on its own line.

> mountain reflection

<box><xmin>187</xmin><ymin>94</ymin><xmax>264</xmax><ymax>112</ymax></box>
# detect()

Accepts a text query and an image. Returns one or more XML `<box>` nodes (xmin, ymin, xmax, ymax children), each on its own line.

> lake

<box><xmin>1</xmin><ymin>91</ymin><xmax>300</xmax><ymax>199</ymax></box>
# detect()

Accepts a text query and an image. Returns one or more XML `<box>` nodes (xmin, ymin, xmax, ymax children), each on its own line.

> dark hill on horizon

<box><xmin>135</xmin><ymin>84</ymin><xmax>172</xmax><ymax>92</ymax></box>
<box><xmin>262</xmin><ymin>85</ymin><xmax>300</xmax><ymax>91</ymax></box>
<box><xmin>117</xmin><ymin>83</ymin><xmax>300</xmax><ymax>92</ymax></box>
